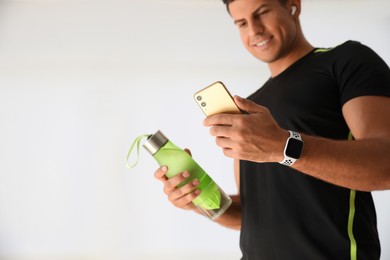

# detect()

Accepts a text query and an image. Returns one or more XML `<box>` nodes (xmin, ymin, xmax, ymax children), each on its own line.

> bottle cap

<box><xmin>143</xmin><ymin>130</ymin><xmax>169</xmax><ymax>155</ymax></box>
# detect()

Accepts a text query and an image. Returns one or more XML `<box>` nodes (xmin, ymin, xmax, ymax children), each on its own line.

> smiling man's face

<box><xmin>229</xmin><ymin>0</ymin><xmax>299</xmax><ymax>66</ymax></box>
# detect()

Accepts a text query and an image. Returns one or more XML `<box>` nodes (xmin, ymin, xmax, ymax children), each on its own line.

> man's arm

<box><xmin>204</xmin><ymin>95</ymin><xmax>390</xmax><ymax>191</ymax></box>
<box><xmin>213</xmin><ymin>159</ymin><xmax>241</xmax><ymax>230</ymax></box>
<box><xmin>294</xmin><ymin>95</ymin><xmax>390</xmax><ymax>191</ymax></box>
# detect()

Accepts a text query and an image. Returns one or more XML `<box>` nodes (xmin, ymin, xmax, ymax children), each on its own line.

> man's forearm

<box><xmin>214</xmin><ymin>195</ymin><xmax>241</xmax><ymax>230</ymax></box>
<box><xmin>193</xmin><ymin>195</ymin><xmax>241</xmax><ymax>230</ymax></box>
<box><xmin>294</xmin><ymin>135</ymin><xmax>390</xmax><ymax>191</ymax></box>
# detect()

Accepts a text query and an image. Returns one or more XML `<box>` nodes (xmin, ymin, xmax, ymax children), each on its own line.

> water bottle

<box><xmin>128</xmin><ymin>130</ymin><xmax>232</xmax><ymax>220</ymax></box>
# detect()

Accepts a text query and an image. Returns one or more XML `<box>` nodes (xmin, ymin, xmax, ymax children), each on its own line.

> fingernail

<box><xmin>161</xmin><ymin>166</ymin><xmax>168</xmax><ymax>172</ymax></box>
<box><xmin>192</xmin><ymin>179</ymin><xmax>199</xmax><ymax>186</ymax></box>
<box><xmin>194</xmin><ymin>189</ymin><xmax>201</xmax><ymax>195</ymax></box>
<box><xmin>182</xmin><ymin>171</ymin><xmax>190</xmax><ymax>178</ymax></box>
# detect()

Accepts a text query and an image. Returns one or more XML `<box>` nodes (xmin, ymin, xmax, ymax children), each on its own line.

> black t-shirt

<box><xmin>240</xmin><ymin>41</ymin><xmax>390</xmax><ymax>260</ymax></box>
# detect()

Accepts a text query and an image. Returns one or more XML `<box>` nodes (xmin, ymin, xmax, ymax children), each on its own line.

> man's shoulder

<box><xmin>315</xmin><ymin>40</ymin><xmax>365</xmax><ymax>54</ymax></box>
<box><xmin>334</xmin><ymin>40</ymin><xmax>370</xmax><ymax>53</ymax></box>
<box><xmin>330</xmin><ymin>40</ymin><xmax>379</xmax><ymax>58</ymax></box>
<box><xmin>314</xmin><ymin>40</ymin><xmax>384</xmax><ymax>67</ymax></box>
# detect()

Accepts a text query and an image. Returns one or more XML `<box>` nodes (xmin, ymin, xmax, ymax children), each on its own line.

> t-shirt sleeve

<box><xmin>334</xmin><ymin>41</ymin><xmax>390</xmax><ymax>105</ymax></box>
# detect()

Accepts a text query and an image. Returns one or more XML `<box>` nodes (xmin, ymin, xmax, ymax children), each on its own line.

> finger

<box><xmin>215</xmin><ymin>136</ymin><xmax>233</xmax><ymax>149</ymax></box>
<box><xmin>234</xmin><ymin>96</ymin><xmax>267</xmax><ymax>113</ymax></box>
<box><xmin>210</xmin><ymin>125</ymin><xmax>233</xmax><ymax>138</ymax></box>
<box><xmin>182</xmin><ymin>203</ymin><xmax>197</xmax><ymax>211</ymax></box>
<box><xmin>173</xmin><ymin>189</ymin><xmax>201</xmax><ymax>210</ymax></box>
<box><xmin>222</xmin><ymin>147</ymin><xmax>235</xmax><ymax>159</ymax></box>
<box><xmin>163</xmin><ymin>171</ymin><xmax>190</xmax><ymax>194</ymax></box>
<box><xmin>154</xmin><ymin>166</ymin><xmax>168</xmax><ymax>181</ymax></box>
<box><xmin>203</xmin><ymin>113</ymin><xmax>237</xmax><ymax>127</ymax></box>
<box><xmin>168</xmin><ymin>179</ymin><xmax>200</xmax><ymax>202</ymax></box>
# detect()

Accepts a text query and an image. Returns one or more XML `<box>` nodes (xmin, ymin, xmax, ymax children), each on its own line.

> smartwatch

<box><xmin>279</xmin><ymin>130</ymin><xmax>304</xmax><ymax>166</ymax></box>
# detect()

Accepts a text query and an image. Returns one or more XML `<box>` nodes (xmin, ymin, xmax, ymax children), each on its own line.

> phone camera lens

<box><xmin>197</xmin><ymin>96</ymin><xmax>202</xmax><ymax>101</ymax></box>
<box><xmin>201</xmin><ymin>102</ymin><xmax>206</xmax><ymax>107</ymax></box>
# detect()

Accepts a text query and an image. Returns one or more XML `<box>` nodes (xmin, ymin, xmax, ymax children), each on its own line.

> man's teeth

<box><xmin>256</xmin><ymin>39</ymin><xmax>270</xmax><ymax>46</ymax></box>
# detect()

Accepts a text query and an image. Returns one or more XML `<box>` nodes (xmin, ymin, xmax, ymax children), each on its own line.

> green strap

<box><xmin>348</xmin><ymin>131</ymin><xmax>355</xmax><ymax>141</ymax></box>
<box><xmin>347</xmin><ymin>131</ymin><xmax>357</xmax><ymax>260</ymax></box>
<box><xmin>314</xmin><ymin>48</ymin><xmax>332</xmax><ymax>53</ymax></box>
<box><xmin>348</xmin><ymin>190</ymin><xmax>357</xmax><ymax>260</ymax></box>
<box><xmin>126</xmin><ymin>134</ymin><xmax>150</xmax><ymax>168</ymax></box>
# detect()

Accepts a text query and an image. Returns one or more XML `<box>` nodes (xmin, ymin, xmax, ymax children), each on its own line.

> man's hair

<box><xmin>222</xmin><ymin>0</ymin><xmax>288</xmax><ymax>12</ymax></box>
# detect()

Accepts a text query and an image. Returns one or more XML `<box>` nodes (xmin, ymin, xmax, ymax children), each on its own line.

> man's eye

<box><xmin>237</xmin><ymin>22</ymin><xmax>247</xmax><ymax>28</ymax></box>
<box><xmin>255</xmin><ymin>10</ymin><xmax>269</xmax><ymax>18</ymax></box>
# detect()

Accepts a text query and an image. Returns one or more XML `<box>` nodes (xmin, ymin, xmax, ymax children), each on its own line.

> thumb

<box><xmin>234</xmin><ymin>95</ymin><xmax>265</xmax><ymax>113</ymax></box>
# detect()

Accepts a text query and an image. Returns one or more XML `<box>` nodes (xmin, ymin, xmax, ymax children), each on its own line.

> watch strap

<box><xmin>279</xmin><ymin>130</ymin><xmax>302</xmax><ymax>166</ymax></box>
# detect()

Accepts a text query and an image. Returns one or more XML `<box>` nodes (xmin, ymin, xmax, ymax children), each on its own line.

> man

<box><xmin>154</xmin><ymin>0</ymin><xmax>390</xmax><ymax>259</ymax></box>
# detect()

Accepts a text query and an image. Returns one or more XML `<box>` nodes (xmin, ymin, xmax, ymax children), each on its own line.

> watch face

<box><xmin>285</xmin><ymin>138</ymin><xmax>304</xmax><ymax>159</ymax></box>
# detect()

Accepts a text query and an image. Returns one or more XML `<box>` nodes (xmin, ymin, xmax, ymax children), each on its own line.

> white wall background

<box><xmin>0</xmin><ymin>0</ymin><xmax>389</xmax><ymax>259</ymax></box>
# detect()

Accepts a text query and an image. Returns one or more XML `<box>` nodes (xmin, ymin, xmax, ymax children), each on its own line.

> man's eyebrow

<box><xmin>233</xmin><ymin>18</ymin><xmax>245</xmax><ymax>25</ymax></box>
<box><xmin>233</xmin><ymin>4</ymin><xmax>267</xmax><ymax>25</ymax></box>
<box><xmin>253</xmin><ymin>4</ymin><xmax>267</xmax><ymax>14</ymax></box>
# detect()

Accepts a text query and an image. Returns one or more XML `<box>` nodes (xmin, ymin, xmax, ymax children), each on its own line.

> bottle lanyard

<box><xmin>126</xmin><ymin>134</ymin><xmax>150</xmax><ymax>168</ymax></box>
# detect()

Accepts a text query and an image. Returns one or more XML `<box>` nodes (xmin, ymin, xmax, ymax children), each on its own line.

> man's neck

<box><xmin>268</xmin><ymin>39</ymin><xmax>314</xmax><ymax>78</ymax></box>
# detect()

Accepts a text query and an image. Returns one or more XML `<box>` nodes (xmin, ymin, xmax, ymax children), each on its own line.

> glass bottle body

<box><xmin>153</xmin><ymin>140</ymin><xmax>232</xmax><ymax>220</ymax></box>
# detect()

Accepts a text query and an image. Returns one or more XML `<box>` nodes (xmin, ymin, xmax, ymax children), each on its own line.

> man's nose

<box><xmin>248</xmin><ymin>20</ymin><xmax>265</xmax><ymax>37</ymax></box>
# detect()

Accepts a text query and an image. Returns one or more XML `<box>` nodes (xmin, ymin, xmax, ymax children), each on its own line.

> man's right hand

<box><xmin>154</xmin><ymin>165</ymin><xmax>201</xmax><ymax>211</ymax></box>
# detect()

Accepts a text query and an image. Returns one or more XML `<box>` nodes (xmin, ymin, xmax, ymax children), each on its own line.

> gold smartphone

<box><xmin>194</xmin><ymin>81</ymin><xmax>241</xmax><ymax>116</ymax></box>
